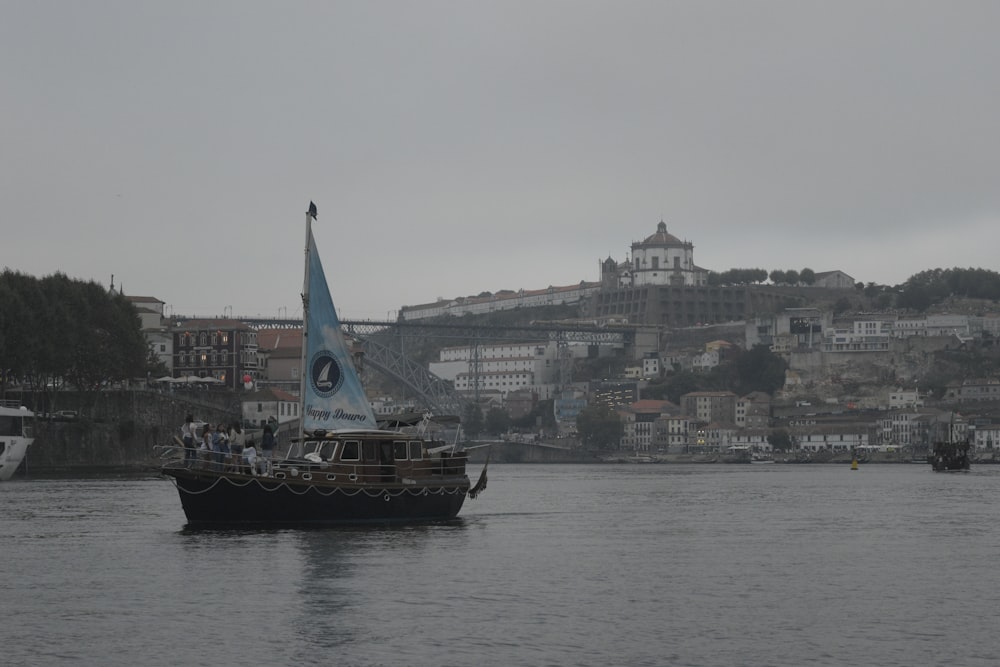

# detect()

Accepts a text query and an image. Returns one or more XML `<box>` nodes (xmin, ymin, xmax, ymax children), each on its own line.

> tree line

<box><xmin>707</xmin><ymin>267</ymin><xmax>817</xmax><ymax>286</ymax></box>
<box><xmin>895</xmin><ymin>267</ymin><xmax>1000</xmax><ymax>312</ymax></box>
<box><xmin>0</xmin><ymin>270</ymin><xmax>154</xmax><ymax>394</ymax></box>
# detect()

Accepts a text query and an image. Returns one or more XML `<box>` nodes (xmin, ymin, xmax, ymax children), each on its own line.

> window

<box><xmin>408</xmin><ymin>442</ymin><xmax>423</xmax><ymax>460</ymax></box>
<box><xmin>393</xmin><ymin>441</ymin><xmax>408</xmax><ymax>460</ymax></box>
<box><xmin>340</xmin><ymin>441</ymin><xmax>360</xmax><ymax>461</ymax></box>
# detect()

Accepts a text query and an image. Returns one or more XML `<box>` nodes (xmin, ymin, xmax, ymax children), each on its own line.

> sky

<box><xmin>4</xmin><ymin>1</ymin><xmax>999</xmax><ymax>321</ymax></box>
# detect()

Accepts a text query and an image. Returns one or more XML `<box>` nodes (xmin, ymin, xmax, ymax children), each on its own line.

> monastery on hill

<box><xmin>399</xmin><ymin>220</ymin><xmax>853</xmax><ymax>326</ymax></box>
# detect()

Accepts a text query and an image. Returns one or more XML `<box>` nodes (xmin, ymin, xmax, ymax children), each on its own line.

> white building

<box><xmin>429</xmin><ymin>341</ymin><xmax>565</xmax><ymax>399</ymax></box>
<box><xmin>126</xmin><ymin>295</ymin><xmax>173</xmax><ymax>373</ymax></box>
<box><xmin>241</xmin><ymin>388</ymin><xmax>299</xmax><ymax>428</ymax></box>
<box><xmin>887</xmin><ymin>389</ymin><xmax>923</xmax><ymax>410</ymax></box>
<box><xmin>823</xmin><ymin>319</ymin><xmax>893</xmax><ymax>353</ymax></box>
<box><xmin>627</xmin><ymin>221</ymin><xmax>707</xmax><ymax>287</ymax></box>
<box><xmin>893</xmin><ymin>314</ymin><xmax>971</xmax><ymax>339</ymax></box>
<box><xmin>793</xmin><ymin>427</ymin><xmax>870</xmax><ymax>453</ymax></box>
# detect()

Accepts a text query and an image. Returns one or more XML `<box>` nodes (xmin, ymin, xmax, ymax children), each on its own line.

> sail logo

<box><xmin>309</xmin><ymin>350</ymin><xmax>344</xmax><ymax>398</ymax></box>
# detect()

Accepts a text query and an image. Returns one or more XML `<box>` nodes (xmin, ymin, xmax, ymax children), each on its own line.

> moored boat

<box><xmin>0</xmin><ymin>403</ymin><xmax>34</xmax><ymax>481</ymax></box>
<box><xmin>161</xmin><ymin>203</ymin><xmax>488</xmax><ymax>525</ymax></box>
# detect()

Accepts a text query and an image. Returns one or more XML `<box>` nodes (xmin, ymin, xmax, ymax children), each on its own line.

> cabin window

<box><xmin>362</xmin><ymin>441</ymin><xmax>378</xmax><ymax>461</ymax></box>
<box><xmin>319</xmin><ymin>441</ymin><xmax>336</xmax><ymax>460</ymax></box>
<box><xmin>340</xmin><ymin>440</ymin><xmax>360</xmax><ymax>461</ymax></box>
<box><xmin>393</xmin><ymin>441</ymin><xmax>408</xmax><ymax>460</ymax></box>
<box><xmin>408</xmin><ymin>441</ymin><xmax>423</xmax><ymax>460</ymax></box>
<box><xmin>0</xmin><ymin>416</ymin><xmax>19</xmax><ymax>436</ymax></box>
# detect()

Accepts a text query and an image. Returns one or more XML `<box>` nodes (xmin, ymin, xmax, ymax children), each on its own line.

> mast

<box><xmin>299</xmin><ymin>201</ymin><xmax>318</xmax><ymax>443</ymax></box>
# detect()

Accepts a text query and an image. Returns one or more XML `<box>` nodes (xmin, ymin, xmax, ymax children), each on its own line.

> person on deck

<box><xmin>228</xmin><ymin>422</ymin><xmax>245</xmax><ymax>470</ymax></box>
<box><xmin>261</xmin><ymin>424</ymin><xmax>276</xmax><ymax>475</ymax></box>
<box><xmin>180</xmin><ymin>415</ymin><xmax>196</xmax><ymax>463</ymax></box>
<box><xmin>243</xmin><ymin>439</ymin><xmax>258</xmax><ymax>476</ymax></box>
<box><xmin>212</xmin><ymin>423</ymin><xmax>229</xmax><ymax>469</ymax></box>
<box><xmin>199</xmin><ymin>424</ymin><xmax>212</xmax><ymax>465</ymax></box>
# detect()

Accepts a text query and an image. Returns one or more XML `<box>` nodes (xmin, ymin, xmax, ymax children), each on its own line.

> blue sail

<box><xmin>302</xmin><ymin>227</ymin><xmax>378</xmax><ymax>432</ymax></box>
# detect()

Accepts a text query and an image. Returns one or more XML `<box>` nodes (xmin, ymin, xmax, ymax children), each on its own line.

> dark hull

<box><xmin>164</xmin><ymin>467</ymin><xmax>468</xmax><ymax>526</ymax></box>
<box><xmin>928</xmin><ymin>441</ymin><xmax>971</xmax><ymax>472</ymax></box>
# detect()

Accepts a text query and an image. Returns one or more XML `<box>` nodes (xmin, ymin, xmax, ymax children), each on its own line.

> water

<box><xmin>3</xmin><ymin>464</ymin><xmax>999</xmax><ymax>667</ymax></box>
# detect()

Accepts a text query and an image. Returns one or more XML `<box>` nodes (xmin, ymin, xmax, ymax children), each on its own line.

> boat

<box><xmin>722</xmin><ymin>445</ymin><xmax>752</xmax><ymax>464</ymax></box>
<box><xmin>0</xmin><ymin>403</ymin><xmax>34</xmax><ymax>481</ymax></box>
<box><xmin>929</xmin><ymin>440</ymin><xmax>971</xmax><ymax>472</ymax></box>
<box><xmin>161</xmin><ymin>202</ymin><xmax>488</xmax><ymax>525</ymax></box>
<box><xmin>928</xmin><ymin>415</ymin><xmax>971</xmax><ymax>472</ymax></box>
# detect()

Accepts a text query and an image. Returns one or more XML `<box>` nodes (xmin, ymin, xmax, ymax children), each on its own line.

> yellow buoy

<box><xmin>851</xmin><ymin>458</ymin><xmax>859</xmax><ymax>471</ymax></box>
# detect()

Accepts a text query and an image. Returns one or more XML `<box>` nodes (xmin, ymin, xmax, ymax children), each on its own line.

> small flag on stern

<box><xmin>308</xmin><ymin>201</ymin><xmax>318</xmax><ymax>219</ymax></box>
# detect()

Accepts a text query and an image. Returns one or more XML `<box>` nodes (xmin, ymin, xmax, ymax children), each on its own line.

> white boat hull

<box><xmin>0</xmin><ymin>436</ymin><xmax>33</xmax><ymax>481</ymax></box>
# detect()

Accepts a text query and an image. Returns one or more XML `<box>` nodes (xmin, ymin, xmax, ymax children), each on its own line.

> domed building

<box><xmin>628</xmin><ymin>221</ymin><xmax>707</xmax><ymax>287</ymax></box>
<box><xmin>593</xmin><ymin>220</ymin><xmax>798</xmax><ymax>327</ymax></box>
<box><xmin>599</xmin><ymin>221</ymin><xmax>709</xmax><ymax>289</ymax></box>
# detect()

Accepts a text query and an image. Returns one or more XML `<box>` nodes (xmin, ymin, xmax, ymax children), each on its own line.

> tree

<box><xmin>462</xmin><ymin>403</ymin><xmax>484</xmax><ymax>438</ymax></box>
<box><xmin>484</xmin><ymin>407</ymin><xmax>511</xmax><ymax>435</ymax></box>
<box><xmin>799</xmin><ymin>268</ymin><xmax>816</xmax><ymax>285</ymax></box>
<box><xmin>576</xmin><ymin>404</ymin><xmax>622</xmax><ymax>451</ymax></box>
<box><xmin>0</xmin><ymin>270</ymin><xmax>149</xmax><ymax>394</ymax></box>
<box><xmin>768</xmin><ymin>429</ymin><xmax>792</xmax><ymax>452</ymax></box>
<box><xmin>734</xmin><ymin>345</ymin><xmax>787</xmax><ymax>395</ymax></box>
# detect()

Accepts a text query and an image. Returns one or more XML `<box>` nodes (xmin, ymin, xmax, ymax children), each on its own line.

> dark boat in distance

<box><xmin>928</xmin><ymin>414</ymin><xmax>971</xmax><ymax>472</ymax></box>
<box><xmin>161</xmin><ymin>203</ymin><xmax>487</xmax><ymax>525</ymax></box>
<box><xmin>929</xmin><ymin>440</ymin><xmax>971</xmax><ymax>472</ymax></box>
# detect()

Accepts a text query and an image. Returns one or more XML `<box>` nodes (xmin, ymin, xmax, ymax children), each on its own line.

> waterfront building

<box><xmin>125</xmin><ymin>295</ymin><xmax>172</xmax><ymax>373</ymax></box>
<box><xmin>944</xmin><ymin>378</ymin><xmax>1000</xmax><ymax>403</ymax></box>
<box><xmin>256</xmin><ymin>328</ymin><xmax>303</xmax><ymax>393</ymax></box>
<box><xmin>791</xmin><ymin>425</ymin><xmax>870</xmax><ymax>453</ymax></box>
<box><xmin>620</xmin><ymin>399</ymin><xmax>680</xmax><ymax>452</ymax></box>
<box><xmin>728</xmin><ymin>429</ymin><xmax>772</xmax><ymax>454</ymax></box>
<box><xmin>240</xmin><ymin>387</ymin><xmax>299</xmax><ymax>428</ymax></box>
<box><xmin>680</xmin><ymin>391</ymin><xmax>738</xmax><ymax>426</ymax></box>
<box><xmin>736</xmin><ymin>392</ymin><xmax>772</xmax><ymax>428</ymax></box>
<box><xmin>172</xmin><ymin>319</ymin><xmax>258</xmax><ymax>390</ymax></box>
<box><xmin>652</xmin><ymin>414</ymin><xmax>693</xmax><ymax>453</ymax></box>
<box><xmin>972</xmin><ymin>423</ymin><xmax>1000</xmax><ymax>454</ymax></box>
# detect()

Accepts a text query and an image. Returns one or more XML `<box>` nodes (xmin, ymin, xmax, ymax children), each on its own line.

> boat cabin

<box><xmin>278</xmin><ymin>431</ymin><xmax>467</xmax><ymax>483</ymax></box>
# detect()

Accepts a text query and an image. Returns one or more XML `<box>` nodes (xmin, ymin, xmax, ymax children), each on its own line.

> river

<box><xmin>2</xmin><ymin>463</ymin><xmax>997</xmax><ymax>666</ymax></box>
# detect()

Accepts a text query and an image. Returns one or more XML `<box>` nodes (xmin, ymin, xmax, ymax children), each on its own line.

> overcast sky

<box><xmin>4</xmin><ymin>1</ymin><xmax>999</xmax><ymax>320</ymax></box>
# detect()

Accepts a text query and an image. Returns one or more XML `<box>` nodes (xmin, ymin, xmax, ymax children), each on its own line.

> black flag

<box><xmin>308</xmin><ymin>201</ymin><xmax>318</xmax><ymax>219</ymax></box>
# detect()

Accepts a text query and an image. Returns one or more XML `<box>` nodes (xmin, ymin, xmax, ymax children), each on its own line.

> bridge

<box><xmin>239</xmin><ymin>317</ymin><xmax>652</xmax><ymax>415</ymax></box>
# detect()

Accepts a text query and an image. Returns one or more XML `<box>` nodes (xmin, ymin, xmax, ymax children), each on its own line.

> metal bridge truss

<box><xmin>244</xmin><ymin>318</ymin><xmax>633</xmax><ymax>415</ymax></box>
